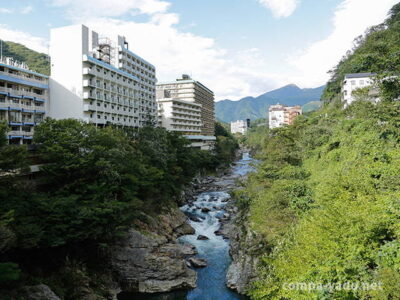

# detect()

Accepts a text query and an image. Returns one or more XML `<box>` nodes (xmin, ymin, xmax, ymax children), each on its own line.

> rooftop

<box><xmin>344</xmin><ymin>73</ymin><xmax>377</xmax><ymax>79</ymax></box>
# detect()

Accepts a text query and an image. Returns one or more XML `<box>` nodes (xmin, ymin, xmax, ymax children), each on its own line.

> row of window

<box><xmin>0</xmin><ymin>66</ymin><xmax>47</xmax><ymax>82</ymax></box>
<box><xmin>0</xmin><ymin>81</ymin><xmax>46</xmax><ymax>96</ymax></box>
<box><xmin>0</xmin><ymin>111</ymin><xmax>44</xmax><ymax>123</ymax></box>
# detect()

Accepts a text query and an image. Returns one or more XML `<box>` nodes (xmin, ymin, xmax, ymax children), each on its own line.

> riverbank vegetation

<box><xmin>241</xmin><ymin>4</ymin><xmax>400</xmax><ymax>299</ymax></box>
<box><xmin>0</xmin><ymin>119</ymin><xmax>237</xmax><ymax>297</ymax></box>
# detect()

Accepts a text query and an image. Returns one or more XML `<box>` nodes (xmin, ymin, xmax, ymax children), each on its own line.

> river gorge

<box><xmin>118</xmin><ymin>152</ymin><xmax>254</xmax><ymax>300</ymax></box>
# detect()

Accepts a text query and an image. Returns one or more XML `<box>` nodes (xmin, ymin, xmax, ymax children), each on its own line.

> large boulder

<box><xmin>17</xmin><ymin>284</ymin><xmax>61</xmax><ymax>300</ymax></box>
<box><xmin>110</xmin><ymin>209</ymin><xmax>197</xmax><ymax>294</ymax></box>
<box><xmin>188</xmin><ymin>257</ymin><xmax>207</xmax><ymax>268</ymax></box>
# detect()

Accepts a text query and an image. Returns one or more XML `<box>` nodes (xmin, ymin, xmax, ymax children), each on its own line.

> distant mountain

<box><xmin>216</xmin><ymin>84</ymin><xmax>324</xmax><ymax>123</ymax></box>
<box><xmin>0</xmin><ymin>40</ymin><xmax>50</xmax><ymax>75</ymax></box>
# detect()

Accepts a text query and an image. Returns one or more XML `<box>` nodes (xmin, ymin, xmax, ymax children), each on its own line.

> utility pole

<box><xmin>1</xmin><ymin>39</ymin><xmax>3</xmax><ymax>61</ymax></box>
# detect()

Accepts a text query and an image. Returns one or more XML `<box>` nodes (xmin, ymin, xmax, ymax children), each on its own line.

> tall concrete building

<box><xmin>49</xmin><ymin>24</ymin><xmax>156</xmax><ymax>127</ymax></box>
<box><xmin>0</xmin><ymin>56</ymin><xmax>49</xmax><ymax>144</ymax></box>
<box><xmin>157</xmin><ymin>75</ymin><xmax>215</xmax><ymax>136</ymax></box>
<box><xmin>156</xmin><ymin>75</ymin><xmax>216</xmax><ymax>150</ymax></box>
<box><xmin>269</xmin><ymin>104</ymin><xmax>302</xmax><ymax>129</ymax></box>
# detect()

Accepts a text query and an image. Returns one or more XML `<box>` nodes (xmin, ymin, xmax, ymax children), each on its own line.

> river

<box><xmin>119</xmin><ymin>152</ymin><xmax>253</xmax><ymax>300</ymax></box>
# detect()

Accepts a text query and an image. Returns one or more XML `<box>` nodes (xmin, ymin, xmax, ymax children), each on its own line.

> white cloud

<box><xmin>45</xmin><ymin>0</ymin><xmax>285</xmax><ymax>100</ymax></box>
<box><xmin>0</xmin><ymin>8</ymin><xmax>13</xmax><ymax>14</ymax></box>
<box><xmin>289</xmin><ymin>0</ymin><xmax>399</xmax><ymax>87</ymax></box>
<box><xmin>258</xmin><ymin>0</ymin><xmax>299</xmax><ymax>18</ymax></box>
<box><xmin>50</xmin><ymin>0</ymin><xmax>170</xmax><ymax>19</ymax></box>
<box><xmin>0</xmin><ymin>24</ymin><xmax>48</xmax><ymax>53</ymax></box>
<box><xmin>21</xmin><ymin>5</ymin><xmax>34</xmax><ymax>14</ymax></box>
<box><xmin>80</xmin><ymin>17</ymin><xmax>285</xmax><ymax>100</ymax></box>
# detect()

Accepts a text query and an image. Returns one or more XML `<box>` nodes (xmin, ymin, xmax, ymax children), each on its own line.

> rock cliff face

<box><xmin>109</xmin><ymin>209</ymin><xmax>197</xmax><ymax>294</ymax></box>
<box><xmin>16</xmin><ymin>284</ymin><xmax>61</xmax><ymax>300</ymax></box>
<box><xmin>224</xmin><ymin>209</ymin><xmax>263</xmax><ymax>294</ymax></box>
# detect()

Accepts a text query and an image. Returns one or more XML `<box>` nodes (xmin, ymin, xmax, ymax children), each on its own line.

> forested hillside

<box><xmin>241</xmin><ymin>3</ymin><xmax>400</xmax><ymax>299</ymax></box>
<box><xmin>0</xmin><ymin>40</ymin><xmax>50</xmax><ymax>75</ymax></box>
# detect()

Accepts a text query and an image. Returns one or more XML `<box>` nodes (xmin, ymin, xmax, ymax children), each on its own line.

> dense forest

<box><xmin>240</xmin><ymin>3</ymin><xmax>400</xmax><ymax>299</ymax></box>
<box><xmin>0</xmin><ymin>119</ymin><xmax>237</xmax><ymax>297</ymax></box>
<box><xmin>0</xmin><ymin>40</ymin><xmax>50</xmax><ymax>75</ymax></box>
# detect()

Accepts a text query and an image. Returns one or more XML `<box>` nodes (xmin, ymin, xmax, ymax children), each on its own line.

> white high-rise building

<box><xmin>230</xmin><ymin>119</ymin><xmax>250</xmax><ymax>134</ymax></box>
<box><xmin>0</xmin><ymin>56</ymin><xmax>49</xmax><ymax>144</ymax></box>
<box><xmin>49</xmin><ymin>24</ymin><xmax>157</xmax><ymax>127</ymax></box>
<box><xmin>342</xmin><ymin>73</ymin><xmax>376</xmax><ymax>107</ymax></box>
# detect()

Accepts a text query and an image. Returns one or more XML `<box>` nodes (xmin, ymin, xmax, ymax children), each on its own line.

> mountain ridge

<box><xmin>215</xmin><ymin>84</ymin><xmax>324</xmax><ymax>123</ymax></box>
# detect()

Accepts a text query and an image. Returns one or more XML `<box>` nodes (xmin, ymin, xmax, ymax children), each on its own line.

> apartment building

<box><xmin>49</xmin><ymin>24</ymin><xmax>156</xmax><ymax>127</ymax></box>
<box><xmin>156</xmin><ymin>98</ymin><xmax>217</xmax><ymax>150</ymax></box>
<box><xmin>269</xmin><ymin>104</ymin><xmax>302</xmax><ymax>129</ymax></box>
<box><xmin>157</xmin><ymin>75</ymin><xmax>215</xmax><ymax>135</ymax></box>
<box><xmin>0</xmin><ymin>56</ymin><xmax>48</xmax><ymax>144</ymax></box>
<box><xmin>231</xmin><ymin>119</ymin><xmax>250</xmax><ymax>134</ymax></box>
<box><xmin>156</xmin><ymin>75</ymin><xmax>216</xmax><ymax>150</ymax></box>
<box><xmin>342</xmin><ymin>73</ymin><xmax>376</xmax><ymax>107</ymax></box>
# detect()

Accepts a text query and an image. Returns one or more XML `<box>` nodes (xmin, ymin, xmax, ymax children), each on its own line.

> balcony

<box><xmin>83</xmin><ymin>92</ymin><xmax>96</xmax><ymax>100</ymax></box>
<box><xmin>83</xmin><ymin>80</ymin><xmax>96</xmax><ymax>87</ymax></box>
<box><xmin>83</xmin><ymin>68</ymin><xmax>95</xmax><ymax>76</ymax></box>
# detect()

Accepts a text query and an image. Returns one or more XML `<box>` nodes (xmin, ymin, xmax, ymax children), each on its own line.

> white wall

<box><xmin>49</xmin><ymin>24</ymin><xmax>86</xmax><ymax>120</ymax></box>
<box><xmin>342</xmin><ymin>76</ymin><xmax>374</xmax><ymax>106</ymax></box>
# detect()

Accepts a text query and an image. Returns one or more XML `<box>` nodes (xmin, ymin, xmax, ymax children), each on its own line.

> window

<box><xmin>351</xmin><ymin>80</ymin><xmax>356</xmax><ymax>85</ymax></box>
<box><xmin>9</xmin><ymin>111</ymin><xmax>21</xmax><ymax>122</ymax></box>
<box><xmin>0</xmin><ymin>111</ymin><xmax>6</xmax><ymax>120</ymax></box>
<box><xmin>360</xmin><ymin>80</ymin><xmax>364</xmax><ymax>85</ymax></box>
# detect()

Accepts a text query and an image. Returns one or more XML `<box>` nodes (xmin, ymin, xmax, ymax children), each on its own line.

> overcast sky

<box><xmin>0</xmin><ymin>0</ymin><xmax>398</xmax><ymax>100</ymax></box>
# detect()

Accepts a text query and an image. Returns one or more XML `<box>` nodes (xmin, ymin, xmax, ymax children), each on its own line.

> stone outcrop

<box><xmin>109</xmin><ymin>209</ymin><xmax>197</xmax><ymax>294</ymax></box>
<box><xmin>188</xmin><ymin>257</ymin><xmax>207</xmax><ymax>268</ymax></box>
<box><xmin>224</xmin><ymin>211</ymin><xmax>263</xmax><ymax>294</ymax></box>
<box><xmin>16</xmin><ymin>284</ymin><xmax>61</xmax><ymax>300</ymax></box>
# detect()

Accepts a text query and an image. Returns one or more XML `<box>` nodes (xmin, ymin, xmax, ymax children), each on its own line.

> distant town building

<box><xmin>230</xmin><ymin>119</ymin><xmax>250</xmax><ymax>134</ymax></box>
<box><xmin>342</xmin><ymin>73</ymin><xmax>376</xmax><ymax>107</ymax></box>
<box><xmin>49</xmin><ymin>24</ymin><xmax>157</xmax><ymax>127</ymax></box>
<box><xmin>156</xmin><ymin>75</ymin><xmax>216</xmax><ymax>150</ymax></box>
<box><xmin>0</xmin><ymin>56</ymin><xmax>49</xmax><ymax>144</ymax></box>
<box><xmin>269</xmin><ymin>104</ymin><xmax>302</xmax><ymax>129</ymax></box>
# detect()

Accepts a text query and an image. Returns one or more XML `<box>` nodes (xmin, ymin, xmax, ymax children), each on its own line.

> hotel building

<box><xmin>49</xmin><ymin>24</ymin><xmax>156</xmax><ymax>127</ymax></box>
<box><xmin>269</xmin><ymin>104</ymin><xmax>302</xmax><ymax>129</ymax></box>
<box><xmin>156</xmin><ymin>75</ymin><xmax>216</xmax><ymax>150</ymax></box>
<box><xmin>0</xmin><ymin>56</ymin><xmax>48</xmax><ymax>144</ymax></box>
